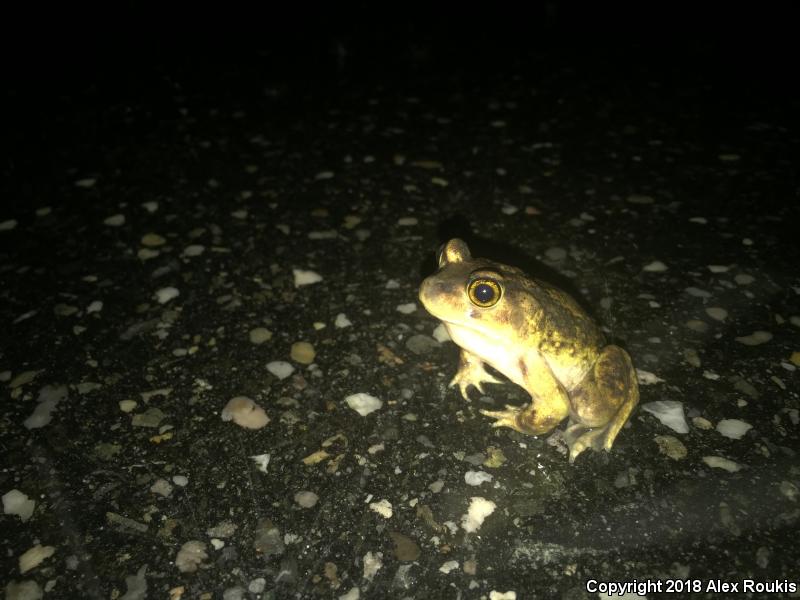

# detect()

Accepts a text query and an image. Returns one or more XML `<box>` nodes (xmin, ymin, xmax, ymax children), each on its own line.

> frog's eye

<box><xmin>467</xmin><ymin>278</ymin><xmax>502</xmax><ymax>308</ymax></box>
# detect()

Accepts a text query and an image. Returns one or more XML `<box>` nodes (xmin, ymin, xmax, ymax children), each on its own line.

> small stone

<box><xmin>735</xmin><ymin>331</ymin><xmax>772</xmax><ymax>346</ymax></box>
<box><xmin>221</xmin><ymin>397</ymin><xmax>269</xmax><ymax>429</ymax></box>
<box><xmin>689</xmin><ymin>217</ymin><xmax>708</xmax><ymax>224</ymax></box>
<box><xmin>131</xmin><ymin>407</ymin><xmax>166</xmax><ymax>428</ymax></box>
<box><xmin>345</xmin><ymin>393</ymin><xmax>382</xmax><ymax>416</ymax></box>
<box><xmin>716</xmin><ymin>419</ymin><xmax>753</xmax><ymax>439</ymax></box>
<box><xmin>396</xmin><ymin>303</ymin><xmax>417</xmax><ymax>314</ymax></box>
<box><xmin>183</xmin><ymin>244</ymin><xmax>205</xmax><ymax>257</ymax></box>
<box><xmin>643</xmin><ymin>260</ymin><xmax>668</xmax><ymax>272</ymax></box>
<box><xmin>294</xmin><ymin>491</ymin><xmax>319</xmax><ymax>508</ymax></box>
<box><xmin>686</xmin><ymin>320</ymin><xmax>709</xmax><ymax>333</ymax></box>
<box><xmin>464</xmin><ymin>471</ymin><xmax>493</xmax><ymax>486</ymax></box>
<box><xmin>154</xmin><ymin>287</ymin><xmax>179</xmax><ymax>304</ymax></box>
<box><xmin>692</xmin><ymin>416</ymin><xmax>713</xmax><ymax>430</ymax></box>
<box><xmin>702</xmin><ymin>456</ymin><xmax>742</xmax><ymax>473</ymax></box>
<box><xmin>439</xmin><ymin>560</ymin><xmax>460</xmax><ymax>574</ymax></box>
<box><xmin>150</xmin><ymin>478</ymin><xmax>173</xmax><ymax>497</ymax></box>
<box><xmin>291</xmin><ymin>342</ymin><xmax>316</xmax><ymax>364</ymax></box>
<box><xmin>175</xmin><ymin>541</ymin><xmax>207</xmax><ymax>573</ymax></box>
<box><xmin>54</xmin><ymin>303</ymin><xmax>78</xmax><ymax>316</ymax></box>
<box><xmin>686</xmin><ymin>286</ymin><xmax>712</xmax><ymax>298</ymax></box>
<box><xmin>0</xmin><ymin>219</ymin><xmax>18</xmax><ymax>231</ymax></box>
<box><xmin>641</xmin><ymin>401</ymin><xmax>689</xmax><ymax>434</ymax></box>
<box><xmin>267</xmin><ymin>361</ymin><xmax>295</xmax><ymax>380</ymax></box>
<box><xmin>779</xmin><ymin>481</ymin><xmax>799</xmax><ymax>501</ymax></box>
<box><xmin>791</xmin><ymin>352</ymin><xmax>800</xmax><ymax>367</ymax></box>
<box><xmin>405</xmin><ymin>334</ymin><xmax>439</xmax><ymax>355</ymax></box>
<box><xmin>9</xmin><ymin>370</ymin><xmax>41</xmax><ymax>388</ymax></box>
<box><xmin>432</xmin><ymin>324</ymin><xmax>451</xmax><ymax>342</ymax></box>
<box><xmin>119</xmin><ymin>400</ymin><xmax>137</xmax><ymax>413</ymax></box>
<box><xmin>734</xmin><ymin>273</ymin><xmax>755</xmax><ymax>285</ymax></box>
<box><xmin>654</xmin><ymin>435</ymin><xmax>687</xmax><ymax>460</ymax></box>
<box><xmin>293</xmin><ymin>269</ymin><xmax>323</xmax><ymax>287</ymax></box>
<box><xmin>461</xmin><ymin>497</ymin><xmax>496</xmax><ymax>533</ymax></box>
<box><xmin>250</xmin><ymin>454</ymin><xmax>270</xmax><ymax>473</ymax></box>
<box><xmin>705</xmin><ymin>307</ymin><xmax>728</xmax><ymax>321</ymax></box>
<box><xmin>343</xmin><ymin>215</ymin><xmax>362</xmax><ymax>229</ymax></box>
<box><xmin>104</xmin><ymin>214</ymin><xmax>125</xmax><ymax>226</ymax></box>
<box><xmin>544</xmin><ymin>247</ymin><xmax>567</xmax><ymax>261</ymax></box>
<box><xmin>141</xmin><ymin>233</ymin><xmax>166</xmax><ymax>247</ymax></box>
<box><xmin>249</xmin><ymin>327</ymin><xmax>273</xmax><ymax>344</ymax></box>
<box><xmin>314</xmin><ymin>171</ymin><xmax>334</xmax><ymax>180</ymax></box>
<box><xmin>335</xmin><ymin>313</ymin><xmax>352</xmax><ymax>328</ymax></box>
<box><xmin>369</xmin><ymin>499</ymin><xmax>393</xmax><ymax>518</ymax></box>
<box><xmin>3</xmin><ymin>490</ymin><xmax>35</xmax><ymax>521</ymax></box>
<box><xmin>397</xmin><ymin>217</ymin><xmax>418</xmax><ymax>226</ymax></box>
<box><xmin>173</xmin><ymin>475</ymin><xmax>189</xmax><ymax>487</ymax></box>
<box><xmin>707</xmin><ymin>265</ymin><xmax>729</xmax><ymax>273</ymax></box>
<box><xmin>389</xmin><ymin>531</ymin><xmax>420</xmax><ymax>562</ymax></box>
<box><xmin>141</xmin><ymin>201</ymin><xmax>159</xmax><ymax>213</ymax></box>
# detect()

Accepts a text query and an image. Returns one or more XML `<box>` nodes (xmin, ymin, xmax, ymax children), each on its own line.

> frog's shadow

<box><xmin>418</xmin><ymin>218</ymin><xmax>600</xmax><ymax>322</ymax></box>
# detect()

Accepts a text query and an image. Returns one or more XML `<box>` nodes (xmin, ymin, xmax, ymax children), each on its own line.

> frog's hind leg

<box><xmin>564</xmin><ymin>345</ymin><xmax>639</xmax><ymax>463</ymax></box>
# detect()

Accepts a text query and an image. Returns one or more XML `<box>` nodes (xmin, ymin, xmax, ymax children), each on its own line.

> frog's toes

<box><xmin>480</xmin><ymin>405</ymin><xmax>522</xmax><ymax>430</ymax></box>
<box><xmin>565</xmin><ymin>427</ymin><xmax>607</xmax><ymax>463</ymax></box>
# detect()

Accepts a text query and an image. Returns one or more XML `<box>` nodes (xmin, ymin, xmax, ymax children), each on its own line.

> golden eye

<box><xmin>467</xmin><ymin>278</ymin><xmax>501</xmax><ymax>308</ymax></box>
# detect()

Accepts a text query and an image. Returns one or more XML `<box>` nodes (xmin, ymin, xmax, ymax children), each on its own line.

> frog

<box><xmin>418</xmin><ymin>238</ymin><xmax>639</xmax><ymax>462</ymax></box>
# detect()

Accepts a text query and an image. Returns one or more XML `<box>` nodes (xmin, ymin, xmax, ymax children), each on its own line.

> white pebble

<box><xmin>490</xmin><ymin>593</ymin><xmax>518</xmax><ymax>600</ymax></box>
<box><xmin>461</xmin><ymin>496</ymin><xmax>496</xmax><ymax>533</ymax></box>
<box><xmin>464</xmin><ymin>471</ymin><xmax>493</xmax><ymax>486</ymax></box>
<box><xmin>396</xmin><ymin>303</ymin><xmax>417</xmax><ymax>314</ymax></box>
<box><xmin>221</xmin><ymin>396</ymin><xmax>270</xmax><ymax>429</ymax></box>
<box><xmin>339</xmin><ymin>587</ymin><xmax>360</xmax><ymax>600</ymax></box>
<box><xmin>334</xmin><ymin>313</ymin><xmax>352</xmax><ymax>328</ymax></box>
<box><xmin>294</xmin><ymin>491</ymin><xmax>319</xmax><ymax>508</ymax></box>
<box><xmin>362</xmin><ymin>551</ymin><xmax>383</xmax><ymax>581</ymax></box>
<box><xmin>643</xmin><ymin>260</ymin><xmax>668</xmax><ymax>272</ymax></box>
<box><xmin>183</xmin><ymin>244</ymin><xmax>205</xmax><ymax>257</ymax></box>
<box><xmin>172</xmin><ymin>475</ymin><xmax>189</xmax><ymax>487</ymax></box>
<box><xmin>735</xmin><ymin>331</ymin><xmax>772</xmax><ymax>346</ymax></box>
<box><xmin>250</xmin><ymin>454</ymin><xmax>270</xmax><ymax>473</ymax></box>
<box><xmin>175</xmin><ymin>540</ymin><xmax>207</xmax><ymax>573</ymax></box>
<box><xmin>735</xmin><ymin>273</ymin><xmax>755</xmax><ymax>285</ymax></box>
<box><xmin>432</xmin><ymin>324</ymin><xmax>451</xmax><ymax>343</ymax></box>
<box><xmin>439</xmin><ymin>560</ymin><xmax>460</xmax><ymax>574</ymax></box>
<box><xmin>345</xmin><ymin>393</ymin><xmax>382</xmax><ymax>416</ymax></box>
<box><xmin>702</xmin><ymin>456</ymin><xmax>742</xmax><ymax>473</ymax></box>
<box><xmin>705</xmin><ymin>307</ymin><xmax>728</xmax><ymax>321</ymax></box>
<box><xmin>501</xmin><ymin>205</ymin><xmax>518</xmax><ymax>215</ymax></box>
<box><xmin>707</xmin><ymin>265</ymin><xmax>729</xmax><ymax>273</ymax></box>
<box><xmin>103</xmin><ymin>214</ymin><xmax>125</xmax><ymax>226</ymax></box>
<box><xmin>397</xmin><ymin>217</ymin><xmax>418</xmax><ymax>226</ymax></box>
<box><xmin>19</xmin><ymin>544</ymin><xmax>55</xmax><ymax>574</ymax></box>
<box><xmin>308</xmin><ymin>230</ymin><xmax>337</xmax><ymax>240</ymax></box>
<box><xmin>249</xmin><ymin>327</ymin><xmax>272</xmax><ymax>344</ymax></box>
<box><xmin>545</xmin><ymin>247</ymin><xmax>567</xmax><ymax>261</ymax></box>
<box><xmin>641</xmin><ymin>401</ymin><xmax>689</xmax><ymax>434</ymax></box>
<box><xmin>716</xmin><ymin>419</ymin><xmax>753</xmax><ymax>439</ymax></box>
<box><xmin>150</xmin><ymin>478</ymin><xmax>173</xmax><ymax>497</ymax></box>
<box><xmin>0</xmin><ymin>219</ymin><xmax>18</xmax><ymax>231</ymax></box>
<box><xmin>369</xmin><ymin>499</ymin><xmax>392</xmax><ymax>518</ymax></box>
<box><xmin>314</xmin><ymin>171</ymin><xmax>334</xmax><ymax>180</ymax></box>
<box><xmin>141</xmin><ymin>201</ymin><xmax>159</xmax><ymax>213</ymax></box>
<box><xmin>74</xmin><ymin>177</ymin><xmax>97</xmax><ymax>188</ymax></box>
<box><xmin>3</xmin><ymin>489</ymin><xmax>35</xmax><ymax>521</ymax></box>
<box><xmin>636</xmin><ymin>369</ymin><xmax>664</xmax><ymax>385</ymax></box>
<box><xmin>154</xmin><ymin>287</ymin><xmax>179</xmax><ymax>304</ymax></box>
<box><xmin>267</xmin><ymin>361</ymin><xmax>295</xmax><ymax>380</ymax></box>
<box><xmin>686</xmin><ymin>286</ymin><xmax>712</xmax><ymax>298</ymax></box>
<box><xmin>689</xmin><ymin>216</ymin><xmax>707</xmax><ymax>224</ymax></box>
<box><xmin>87</xmin><ymin>301</ymin><xmax>103</xmax><ymax>314</ymax></box>
<box><xmin>293</xmin><ymin>269</ymin><xmax>323</xmax><ymax>287</ymax></box>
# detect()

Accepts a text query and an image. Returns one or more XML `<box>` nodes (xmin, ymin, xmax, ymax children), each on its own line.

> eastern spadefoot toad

<box><xmin>419</xmin><ymin>239</ymin><xmax>638</xmax><ymax>462</ymax></box>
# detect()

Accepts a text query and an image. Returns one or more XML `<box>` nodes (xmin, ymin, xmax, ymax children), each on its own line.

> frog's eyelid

<box><xmin>468</xmin><ymin>269</ymin><xmax>504</xmax><ymax>281</ymax></box>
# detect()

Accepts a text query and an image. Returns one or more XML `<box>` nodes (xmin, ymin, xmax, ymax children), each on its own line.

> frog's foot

<box><xmin>563</xmin><ymin>421</ymin><xmax>610</xmax><ymax>463</ymax></box>
<box><xmin>449</xmin><ymin>353</ymin><xmax>501</xmax><ymax>400</ymax></box>
<box><xmin>480</xmin><ymin>405</ymin><xmax>525</xmax><ymax>432</ymax></box>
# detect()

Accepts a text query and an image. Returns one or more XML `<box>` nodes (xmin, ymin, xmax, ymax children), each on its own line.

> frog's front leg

<box><xmin>563</xmin><ymin>344</ymin><xmax>639</xmax><ymax>462</ymax></box>
<box><xmin>480</xmin><ymin>352</ymin><xmax>570</xmax><ymax>435</ymax></box>
<box><xmin>449</xmin><ymin>349</ymin><xmax>502</xmax><ymax>400</ymax></box>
